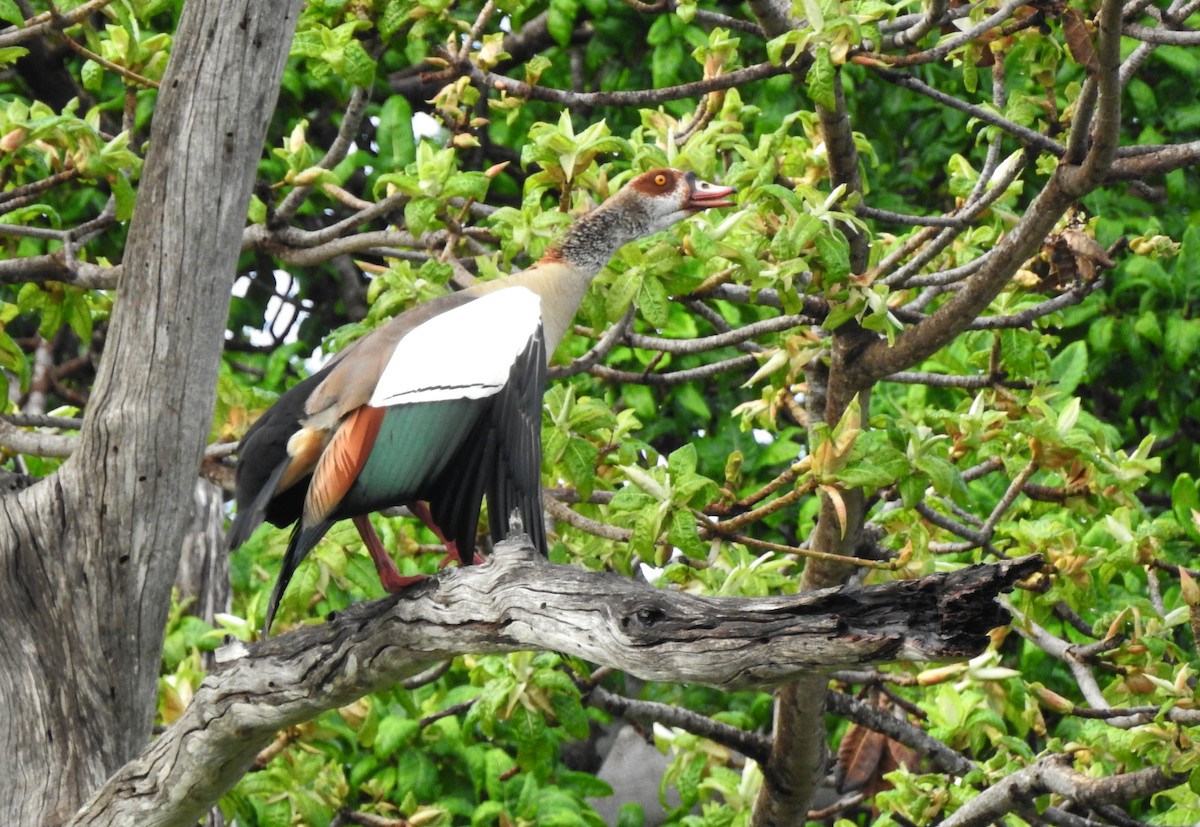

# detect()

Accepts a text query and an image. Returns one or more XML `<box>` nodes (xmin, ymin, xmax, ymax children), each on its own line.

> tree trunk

<box><xmin>0</xmin><ymin>1</ymin><xmax>300</xmax><ymax>821</ymax></box>
<box><xmin>177</xmin><ymin>479</ymin><xmax>232</xmax><ymax>627</ymax></box>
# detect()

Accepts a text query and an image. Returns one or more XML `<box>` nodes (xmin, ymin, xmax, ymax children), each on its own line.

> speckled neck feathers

<box><xmin>540</xmin><ymin>187</ymin><xmax>664</xmax><ymax>275</ymax></box>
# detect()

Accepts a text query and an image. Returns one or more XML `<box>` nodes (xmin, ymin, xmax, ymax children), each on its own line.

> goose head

<box><xmin>542</xmin><ymin>167</ymin><xmax>736</xmax><ymax>275</ymax></box>
<box><xmin>617</xmin><ymin>168</ymin><xmax>737</xmax><ymax>236</ymax></box>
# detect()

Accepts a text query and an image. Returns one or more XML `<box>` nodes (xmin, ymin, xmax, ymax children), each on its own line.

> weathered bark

<box><xmin>0</xmin><ymin>1</ymin><xmax>300</xmax><ymax>822</ymax></box>
<box><xmin>176</xmin><ymin>479</ymin><xmax>231</xmax><ymax>626</ymax></box>
<box><xmin>68</xmin><ymin>538</ymin><xmax>1038</xmax><ymax>827</ymax></box>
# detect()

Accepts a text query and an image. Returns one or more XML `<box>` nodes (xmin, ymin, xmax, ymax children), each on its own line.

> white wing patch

<box><xmin>369</xmin><ymin>286</ymin><xmax>543</xmax><ymax>407</ymax></box>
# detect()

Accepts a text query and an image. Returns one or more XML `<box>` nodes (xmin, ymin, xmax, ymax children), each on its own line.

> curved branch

<box><xmin>273</xmin><ymin>86</ymin><xmax>371</xmax><ymax>226</ymax></box>
<box><xmin>865</xmin><ymin>0</ymin><xmax>1032</xmax><ymax>65</ymax></box>
<box><xmin>67</xmin><ymin>539</ymin><xmax>1038</xmax><ymax>826</ymax></box>
<box><xmin>888</xmin><ymin>0</ymin><xmax>949</xmax><ymax>48</ymax></box>
<box><xmin>0</xmin><ymin>255</ymin><xmax>120</xmax><ymax>289</ymax></box>
<box><xmin>1122</xmin><ymin>22</ymin><xmax>1200</xmax><ymax>44</ymax></box>
<box><xmin>588</xmin><ymin>684</ymin><xmax>772</xmax><ymax>764</ymax></box>
<box><xmin>940</xmin><ymin>754</ymin><xmax>1183</xmax><ymax>827</ymax></box>
<box><xmin>868</xmin><ymin>67</ymin><xmax>1064</xmax><ymax>157</ymax></box>
<box><xmin>465</xmin><ymin>60</ymin><xmax>787</xmax><ymax>108</ymax></box>
<box><xmin>0</xmin><ymin>0</ymin><xmax>116</xmax><ymax>48</ymax></box>
<box><xmin>624</xmin><ymin>313</ymin><xmax>811</xmax><ymax>355</ymax></box>
<box><xmin>586</xmin><ymin>353</ymin><xmax>758</xmax><ymax>385</ymax></box>
<box><xmin>548</xmin><ymin>306</ymin><xmax>635</xmax><ymax>380</ymax></box>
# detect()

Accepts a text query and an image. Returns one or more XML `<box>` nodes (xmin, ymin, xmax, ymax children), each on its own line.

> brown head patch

<box><xmin>627</xmin><ymin>168</ymin><xmax>681</xmax><ymax>196</ymax></box>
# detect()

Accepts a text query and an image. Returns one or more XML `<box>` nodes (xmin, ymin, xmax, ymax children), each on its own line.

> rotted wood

<box><xmin>68</xmin><ymin>539</ymin><xmax>1039</xmax><ymax>827</ymax></box>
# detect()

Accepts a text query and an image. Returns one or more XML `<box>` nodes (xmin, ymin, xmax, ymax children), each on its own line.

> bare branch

<box><xmin>464</xmin><ymin>60</ymin><xmax>787</xmax><ymax>108</ymax></box>
<box><xmin>888</xmin><ymin>0</ymin><xmax>949</xmax><ymax>48</ymax></box>
<box><xmin>825</xmin><ymin>690</ymin><xmax>973</xmax><ymax>776</ymax></box>
<box><xmin>1108</xmin><ymin>140</ymin><xmax>1200</xmax><ymax>179</ymax></box>
<box><xmin>0</xmin><ymin>0</ymin><xmax>116</xmax><ymax>47</ymax></box>
<box><xmin>588</xmin><ymin>684</ymin><xmax>772</xmax><ymax>763</ymax></box>
<box><xmin>67</xmin><ymin>541</ymin><xmax>1038</xmax><ymax>826</ymax></box>
<box><xmin>1122</xmin><ymin>22</ymin><xmax>1200</xmax><ymax>44</ymax></box>
<box><xmin>548</xmin><ymin>307</ymin><xmax>635</xmax><ymax>380</ymax></box>
<box><xmin>0</xmin><ymin>419</ymin><xmax>74</xmax><ymax>457</ymax></box>
<box><xmin>940</xmin><ymin>754</ymin><xmax>1184</xmax><ymax>827</ymax></box>
<box><xmin>864</xmin><ymin>0</ymin><xmax>1033</xmax><ymax>66</ymax></box>
<box><xmin>274</xmin><ymin>86</ymin><xmax>371</xmax><ymax>225</ymax></box>
<box><xmin>869</xmin><ymin>67</ymin><xmax>1063</xmax><ymax>157</ymax></box>
<box><xmin>624</xmin><ymin>313</ymin><xmax>811</xmax><ymax>355</ymax></box>
<box><xmin>586</xmin><ymin>353</ymin><xmax>758</xmax><ymax>385</ymax></box>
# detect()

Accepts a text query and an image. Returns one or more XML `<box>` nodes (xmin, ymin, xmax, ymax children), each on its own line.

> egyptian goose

<box><xmin>227</xmin><ymin>168</ymin><xmax>735</xmax><ymax>632</ymax></box>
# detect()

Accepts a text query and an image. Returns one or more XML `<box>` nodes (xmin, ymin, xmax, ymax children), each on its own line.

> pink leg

<box><xmin>409</xmin><ymin>501</ymin><xmax>486</xmax><ymax>566</ymax></box>
<box><xmin>352</xmin><ymin>515</ymin><xmax>427</xmax><ymax>592</ymax></box>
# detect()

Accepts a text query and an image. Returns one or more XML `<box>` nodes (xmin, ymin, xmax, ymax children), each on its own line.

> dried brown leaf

<box><xmin>1062</xmin><ymin>9</ymin><xmax>1100</xmax><ymax>74</ymax></box>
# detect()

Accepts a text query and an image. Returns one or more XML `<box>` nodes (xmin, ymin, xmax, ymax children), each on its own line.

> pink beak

<box><xmin>686</xmin><ymin>173</ymin><xmax>736</xmax><ymax>210</ymax></box>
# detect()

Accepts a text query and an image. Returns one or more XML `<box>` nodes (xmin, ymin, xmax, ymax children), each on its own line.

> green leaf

<box><xmin>609</xmin><ymin>487</ymin><xmax>656</xmax><ymax>511</ymax></box>
<box><xmin>652</xmin><ymin>41</ymin><xmax>685</xmax><ymax>88</ymax></box>
<box><xmin>838</xmin><ymin>445</ymin><xmax>909</xmax><ymax>489</ymax></box>
<box><xmin>0</xmin><ymin>46</ymin><xmax>27</xmax><ymax>68</ymax></box>
<box><xmin>290</xmin><ymin>29</ymin><xmax>323</xmax><ymax>59</ymax></box>
<box><xmin>0</xmin><ymin>330</ymin><xmax>25</xmax><ymax>395</ymax></box>
<box><xmin>962</xmin><ymin>48</ymin><xmax>978</xmax><ymax>94</ymax></box>
<box><xmin>815</xmin><ymin>230</ymin><xmax>850</xmax><ymax>283</ymax></box>
<box><xmin>472</xmin><ymin>801</ymin><xmax>505</xmax><ymax>827</ymax></box>
<box><xmin>1172</xmin><ymin>473</ymin><xmax>1200</xmax><ymax>543</ymax></box>
<box><xmin>0</xmin><ymin>0</ymin><xmax>23</xmax><ymax>27</ymax></box>
<box><xmin>404</xmin><ymin>197</ymin><xmax>440</xmax><ymax>237</ymax></box>
<box><xmin>555</xmin><ymin>769</ymin><xmax>613</xmax><ymax>799</ymax></box>
<box><xmin>606</xmin><ymin>270</ymin><xmax>640</xmax><ymax>322</ymax></box>
<box><xmin>376</xmin><ymin>95</ymin><xmax>415</xmax><ymax>170</ymax></box>
<box><xmin>549</xmin><ymin>691</ymin><xmax>591</xmax><ymax>740</ymax></box>
<box><xmin>617</xmin><ymin>802</ymin><xmax>646</xmax><ymax>827</ymax></box>
<box><xmin>1087</xmin><ymin>314</ymin><xmax>1114</xmax><ymax>354</ymax></box>
<box><xmin>801</xmin><ymin>0</ymin><xmax>825</xmax><ymax>31</ymax></box>
<box><xmin>110</xmin><ymin>172</ymin><xmax>136</xmax><ymax>222</ymax></box>
<box><xmin>673</xmin><ymin>383</ymin><xmax>711</xmax><ymax>420</ymax></box>
<box><xmin>380</xmin><ymin>0</ymin><xmax>410</xmax><ymax>39</ymax></box>
<box><xmin>547</xmin><ymin>0</ymin><xmax>578</xmax><ymax>47</ymax></box>
<box><xmin>806</xmin><ymin>44</ymin><xmax>836</xmax><ymax>110</ymax></box>
<box><xmin>667</xmin><ymin>443</ymin><xmax>697</xmax><ymax>480</ymax></box>
<box><xmin>1134</xmin><ymin>309</ymin><xmax>1162</xmax><ymax>346</ymax></box>
<box><xmin>340</xmin><ymin>39</ymin><xmax>377</xmax><ymax>87</ymax></box>
<box><xmin>631</xmin><ymin>509</ymin><xmax>662</xmax><ymax>561</ymax></box>
<box><xmin>1164</xmin><ymin>317</ymin><xmax>1200</xmax><ymax>371</ymax></box>
<box><xmin>64</xmin><ymin>291</ymin><xmax>93</xmax><ymax>343</ymax></box>
<box><xmin>562</xmin><ymin>438</ymin><xmax>598</xmax><ymax>500</ymax></box>
<box><xmin>1049</xmin><ymin>340</ymin><xmax>1088</xmax><ymax>395</ymax></box>
<box><xmin>898</xmin><ymin>474</ymin><xmax>925</xmax><ymax>508</ymax></box>
<box><xmin>668</xmin><ymin>508</ymin><xmax>706</xmax><ymax>557</ymax></box>
<box><xmin>1001</xmin><ymin>329</ymin><xmax>1038</xmax><ymax>375</ymax></box>
<box><xmin>81</xmin><ymin>59</ymin><xmax>104</xmax><ymax>91</ymax></box>
<box><xmin>638</xmin><ymin>275</ymin><xmax>670</xmax><ymax>328</ymax></box>
<box><xmin>374</xmin><ymin>715</ymin><xmax>419</xmax><ymax>758</ymax></box>
<box><xmin>917</xmin><ymin>455</ymin><xmax>968</xmax><ymax>502</ymax></box>
<box><xmin>444</xmin><ymin>171</ymin><xmax>491</xmax><ymax>202</ymax></box>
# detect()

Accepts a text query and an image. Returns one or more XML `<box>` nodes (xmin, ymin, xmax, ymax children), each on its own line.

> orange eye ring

<box><xmin>654</xmin><ymin>174</ymin><xmax>667</xmax><ymax>186</ymax></box>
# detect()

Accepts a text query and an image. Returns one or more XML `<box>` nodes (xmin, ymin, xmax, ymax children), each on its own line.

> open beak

<box><xmin>686</xmin><ymin>174</ymin><xmax>736</xmax><ymax>210</ymax></box>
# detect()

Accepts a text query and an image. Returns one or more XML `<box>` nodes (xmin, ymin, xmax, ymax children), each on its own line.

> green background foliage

<box><xmin>2</xmin><ymin>0</ymin><xmax>1199</xmax><ymax>823</ymax></box>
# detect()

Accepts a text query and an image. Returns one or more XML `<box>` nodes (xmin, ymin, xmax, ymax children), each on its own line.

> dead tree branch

<box><xmin>67</xmin><ymin>539</ymin><xmax>1038</xmax><ymax>827</ymax></box>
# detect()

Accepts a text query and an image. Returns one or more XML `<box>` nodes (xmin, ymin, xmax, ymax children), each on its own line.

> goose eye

<box><xmin>654</xmin><ymin>173</ymin><xmax>667</xmax><ymax>187</ymax></box>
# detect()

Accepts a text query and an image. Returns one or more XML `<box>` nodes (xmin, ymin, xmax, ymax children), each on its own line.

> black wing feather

<box><xmin>424</xmin><ymin>324</ymin><xmax>548</xmax><ymax>561</ymax></box>
<box><xmin>485</xmin><ymin>326</ymin><xmax>548</xmax><ymax>555</ymax></box>
<box><xmin>228</xmin><ymin>368</ymin><xmax>332</xmax><ymax>550</ymax></box>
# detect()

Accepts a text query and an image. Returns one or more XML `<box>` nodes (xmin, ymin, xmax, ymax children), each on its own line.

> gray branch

<box><xmin>940</xmin><ymin>754</ymin><xmax>1182</xmax><ymax>827</ymax></box>
<box><xmin>67</xmin><ymin>539</ymin><xmax>1038</xmax><ymax>827</ymax></box>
